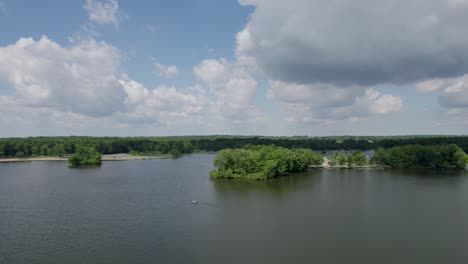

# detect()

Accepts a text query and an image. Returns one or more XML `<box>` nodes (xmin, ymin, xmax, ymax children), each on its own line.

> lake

<box><xmin>1</xmin><ymin>153</ymin><xmax>468</xmax><ymax>264</ymax></box>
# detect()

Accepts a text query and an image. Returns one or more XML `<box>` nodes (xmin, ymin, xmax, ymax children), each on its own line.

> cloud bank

<box><xmin>238</xmin><ymin>0</ymin><xmax>468</xmax><ymax>86</ymax></box>
<box><xmin>0</xmin><ymin>36</ymin><xmax>127</xmax><ymax>116</ymax></box>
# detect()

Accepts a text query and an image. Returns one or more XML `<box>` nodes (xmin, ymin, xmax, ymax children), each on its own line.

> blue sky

<box><xmin>0</xmin><ymin>0</ymin><xmax>467</xmax><ymax>137</ymax></box>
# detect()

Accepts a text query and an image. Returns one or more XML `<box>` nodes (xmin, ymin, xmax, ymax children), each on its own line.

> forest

<box><xmin>209</xmin><ymin>145</ymin><xmax>324</xmax><ymax>180</ymax></box>
<box><xmin>370</xmin><ymin>144</ymin><xmax>468</xmax><ymax>169</ymax></box>
<box><xmin>1</xmin><ymin>135</ymin><xmax>468</xmax><ymax>158</ymax></box>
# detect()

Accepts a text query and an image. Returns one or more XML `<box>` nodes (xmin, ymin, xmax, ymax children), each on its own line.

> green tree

<box><xmin>348</xmin><ymin>151</ymin><xmax>367</xmax><ymax>166</ymax></box>
<box><xmin>0</xmin><ymin>143</ymin><xmax>5</xmax><ymax>157</ymax></box>
<box><xmin>337</xmin><ymin>154</ymin><xmax>347</xmax><ymax>166</ymax></box>
<box><xmin>40</xmin><ymin>145</ymin><xmax>50</xmax><ymax>156</ymax></box>
<box><xmin>371</xmin><ymin>144</ymin><xmax>468</xmax><ymax>169</ymax></box>
<box><xmin>51</xmin><ymin>144</ymin><xmax>66</xmax><ymax>157</ymax></box>
<box><xmin>31</xmin><ymin>145</ymin><xmax>40</xmax><ymax>156</ymax></box>
<box><xmin>170</xmin><ymin>149</ymin><xmax>181</xmax><ymax>158</ymax></box>
<box><xmin>68</xmin><ymin>146</ymin><xmax>102</xmax><ymax>166</ymax></box>
<box><xmin>329</xmin><ymin>150</ymin><xmax>347</xmax><ymax>167</ymax></box>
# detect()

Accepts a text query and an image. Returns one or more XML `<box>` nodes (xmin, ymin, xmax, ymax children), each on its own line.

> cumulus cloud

<box><xmin>415</xmin><ymin>75</ymin><xmax>468</xmax><ymax>110</ymax></box>
<box><xmin>438</xmin><ymin>76</ymin><xmax>468</xmax><ymax>109</ymax></box>
<box><xmin>238</xmin><ymin>0</ymin><xmax>468</xmax><ymax>86</ymax></box>
<box><xmin>0</xmin><ymin>36</ymin><xmax>128</xmax><ymax>116</ymax></box>
<box><xmin>194</xmin><ymin>58</ymin><xmax>260</xmax><ymax>121</ymax></box>
<box><xmin>269</xmin><ymin>81</ymin><xmax>402</xmax><ymax>125</ymax></box>
<box><xmin>154</xmin><ymin>62</ymin><xmax>180</xmax><ymax>78</ymax></box>
<box><xmin>416</xmin><ymin>78</ymin><xmax>451</xmax><ymax>93</ymax></box>
<box><xmin>351</xmin><ymin>89</ymin><xmax>403</xmax><ymax>115</ymax></box>
<box><xmin>0</xmin><ymin>35</ymin><xmax>266</xmax><ymax>134</ymax></box>
<box><xmin>118</xmin><ymin>76</ymin><xmax>213</xmax><ymax>128</ymax></box>
<box><xmin>268</xmin><ymin>81</ymin><xmax>364</xmax><ymax>108</ymax></box>
<box><xmin>0</xmin><ymin>34</ymin><xmax>213</xmax><ymax>129</ymax></box>
<box><xmin>84</xmin><ymin>0</ymin><xmax>122</xmax><ymax>27</ymax></box>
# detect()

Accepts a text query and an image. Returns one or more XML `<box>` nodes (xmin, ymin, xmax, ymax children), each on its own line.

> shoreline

<box><xmin>309</xmin><ymin>165</ymin><xmax>388</xmax><ymax>169</ymax></box>
<box><xmin>0</xmin><ymin>153</ymin><xmax>172</xmax><ymax>163</ymax></box>
<box><xmin>0</xmin><ymin>154</ymin><xmax>384</xmax><ymax>169</ymax></box>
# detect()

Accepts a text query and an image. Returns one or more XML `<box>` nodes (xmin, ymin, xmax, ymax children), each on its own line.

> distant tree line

<box><xmin>0</xmin><ymin>137</ymin><xmax>195</xmax><ymax>158</ymax></box>
<box><xmin>371</xmin><ymin>144</ymin><xmax>468</xmax><ymax>169</ymax></box>
<box><xmin>1</xmin><ymin>135</ymin><xmax>468</xmax><ymax>158</ymax></box>
<box><xmin>210</xmin><ymin>145</ymin><xmax>324</xmax><ymax>180</ymax></box>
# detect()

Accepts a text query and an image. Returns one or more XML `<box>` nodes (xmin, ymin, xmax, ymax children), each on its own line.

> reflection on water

<box><xmin>211</xmin><ymin>169</ymin><xmax>322</xmax><ymax>197</ymax></box>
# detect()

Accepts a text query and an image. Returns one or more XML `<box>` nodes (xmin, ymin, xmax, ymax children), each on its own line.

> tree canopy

<box><xmin>210</xmin><ymin>145</ymin><xmax>324</xmax><ymax>180</ymax></box>
<box><xmin>1</xmin><ymin>135</ymin><xmax>468</xmax><ymax>159</ymax></box>
<box><xmin>68</xmin><ymin>146</ymin><xmax>102</xmax><ymax>167</ymax></box>
<box><xmin>348</xmin><ymin>151</ymin><xmax>367</xmax><ymax>167</ymax></box>
<box><xmin>371</xmin><ymin>144</ymin><xmax>468</xmax><ymax>169</ymax></box>
<box><xmin>328</xmin><ymin>150</ymin><xmax>368</xmax><ymax>167</ymax></box>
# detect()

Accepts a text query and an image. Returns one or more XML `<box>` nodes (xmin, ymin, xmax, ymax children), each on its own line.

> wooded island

<box><xmin>210</xmin><ymin>145</ymin><xmax>323</xmax><ymax>180</ymax></box>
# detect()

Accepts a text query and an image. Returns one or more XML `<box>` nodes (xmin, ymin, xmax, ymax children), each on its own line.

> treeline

<box><xmin>210</xmin><ymin>145</ymin><xmax>324</xmax><ymax>180</ymax></box>
<box><xmin>1</xmin><ymin>135</ymin><xmax>468</xmax><ymax>158</ymax></box>
<box><xmin>0</xmin><ymin>137</ymin><xmax>195</xmax><ymax>158</ymax></box>
<box><xmin>371</xmin><ymin>144</ymin><xmax>468</xmax><ymax>169</ymax></box>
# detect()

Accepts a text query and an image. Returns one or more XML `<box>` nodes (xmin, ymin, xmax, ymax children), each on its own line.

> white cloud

<box><xmin>194</xmin><ymin>58</ymin><xmax>258</xmax><ymax>120</ymax></box>
<box><xmin>0</xmin><ymin>36</ymin><xmax>127</xmax><ymax>116</ymax></box>
<box><xmin>268</xmin><ymin>81</ymin><xmax>364</xmax><ymax>108</ymax></box>
<box><xmin>416</xmin><ymin>78</ymin><xmax>451</xmax><ymax>93</ymax></box>
<box><xmin>119</xmin><ymin>74</ymin><xmax>266</xmax><ymax>132</ymax></box>
<box><xmin>438</xmin><ymin>76</ymin><xmax>468</xmax><ymax>109</ymax></box>
<box><xmin>415</xmin><ymin>74</ymin><xmax>468</xmax><ymax>110</ymax></box>
<box><xmin>154</xmin><ymin>62</ymin><xmax>180</xmax><ymax>78</ymax></box>
<box><xmin>192</xmin><ymin>58</ymin><xmax>267</xmax><ymax>129</ymax></box>
<box><xmin>353</xmin><ymin>89</ymin><xmax>403</xmax><ymax>115</ymax></box>
<box><xmin>1</xmin><ymin>50</ymin><xmax>210</xmax><ymax>129</ymax></box>
<box><xmin>119</xmin><ymin>74</ymin><xmax>147</xmax><ymax>104</ymax></box>
<box><xmin>237</xmin><ymin>0</ymin><xmax>468</xmax><ymax>86</ymax></box>
<box><xmin>118</xmin><ymin>77</ymin><xmax>213</xmax><ymax>128</ymax></box>
<box><xmin>0</xmin><ymin>36</ymin><xmax>268</xmax><ymax>135</ymax></box>
<box><xmin>269</xmin><ymin>80</ymin><xmax>402</xmax><ymax>125</ymax></box>
<box><xmin>84</xmin><ymin>0</ymin><xmax>122</xmax><ymax>27</ymax></box>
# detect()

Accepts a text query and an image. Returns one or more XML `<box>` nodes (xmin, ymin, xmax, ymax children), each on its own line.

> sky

<box><xmin>0</xmin><ymin>0</ymin><xmax>467</xmax><ymax>137</ymax></box>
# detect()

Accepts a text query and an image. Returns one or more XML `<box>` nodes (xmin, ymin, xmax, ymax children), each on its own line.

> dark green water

<box><xmin>1</xmin><ymin>154</ymin><xmax>468</xmax><ymax>264</ymax></box>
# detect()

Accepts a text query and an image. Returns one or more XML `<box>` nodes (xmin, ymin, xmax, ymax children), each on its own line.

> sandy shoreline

<box><xmin>0</xmin><ymin>153</ymin><xmax>172</xmax><ymax>163</ymax></box>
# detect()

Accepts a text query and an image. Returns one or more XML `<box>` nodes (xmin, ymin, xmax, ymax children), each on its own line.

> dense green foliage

<box><xmin>1</xmin><ymin>135</ymin><xmax>468</xmax><ymax>160</ymax></box>
<box><xmin>328</xmin><ymin>150</ymin><xmax>368</xmax><ymax>167</ymax></box>
<box><xmin>371</xmin><ymin>144</ymin><xmax>468</xmax><ymax>169</ymax></box>
<box><xmin>328</xmin><ymin>150</ymin><xmax>348</xmax><ymax>166</ymax></box>
<box><xmin>68</xmin><ymin>146</ymin><xmax>102</xmax><ymax>167</ymax></box>
<box><xmin>0</xmin><ymin>136</ymin><xmax>196</xmax><ymax>158</ymax></box>
<box><xmin>348</xmin><ymin>151</ymin><xmax>367</xmax><ymax>166</ymax></box>
<box><xmin>210</xmin><ymin>145</ymin><xmax>324</xmax><ymax>180</ymax></box>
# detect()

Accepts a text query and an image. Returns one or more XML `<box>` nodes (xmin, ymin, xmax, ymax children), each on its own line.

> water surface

<box><xmin>1</xmin><ymin>154</ymin><xmax>468</xmax><ymax>263</ymax></box>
